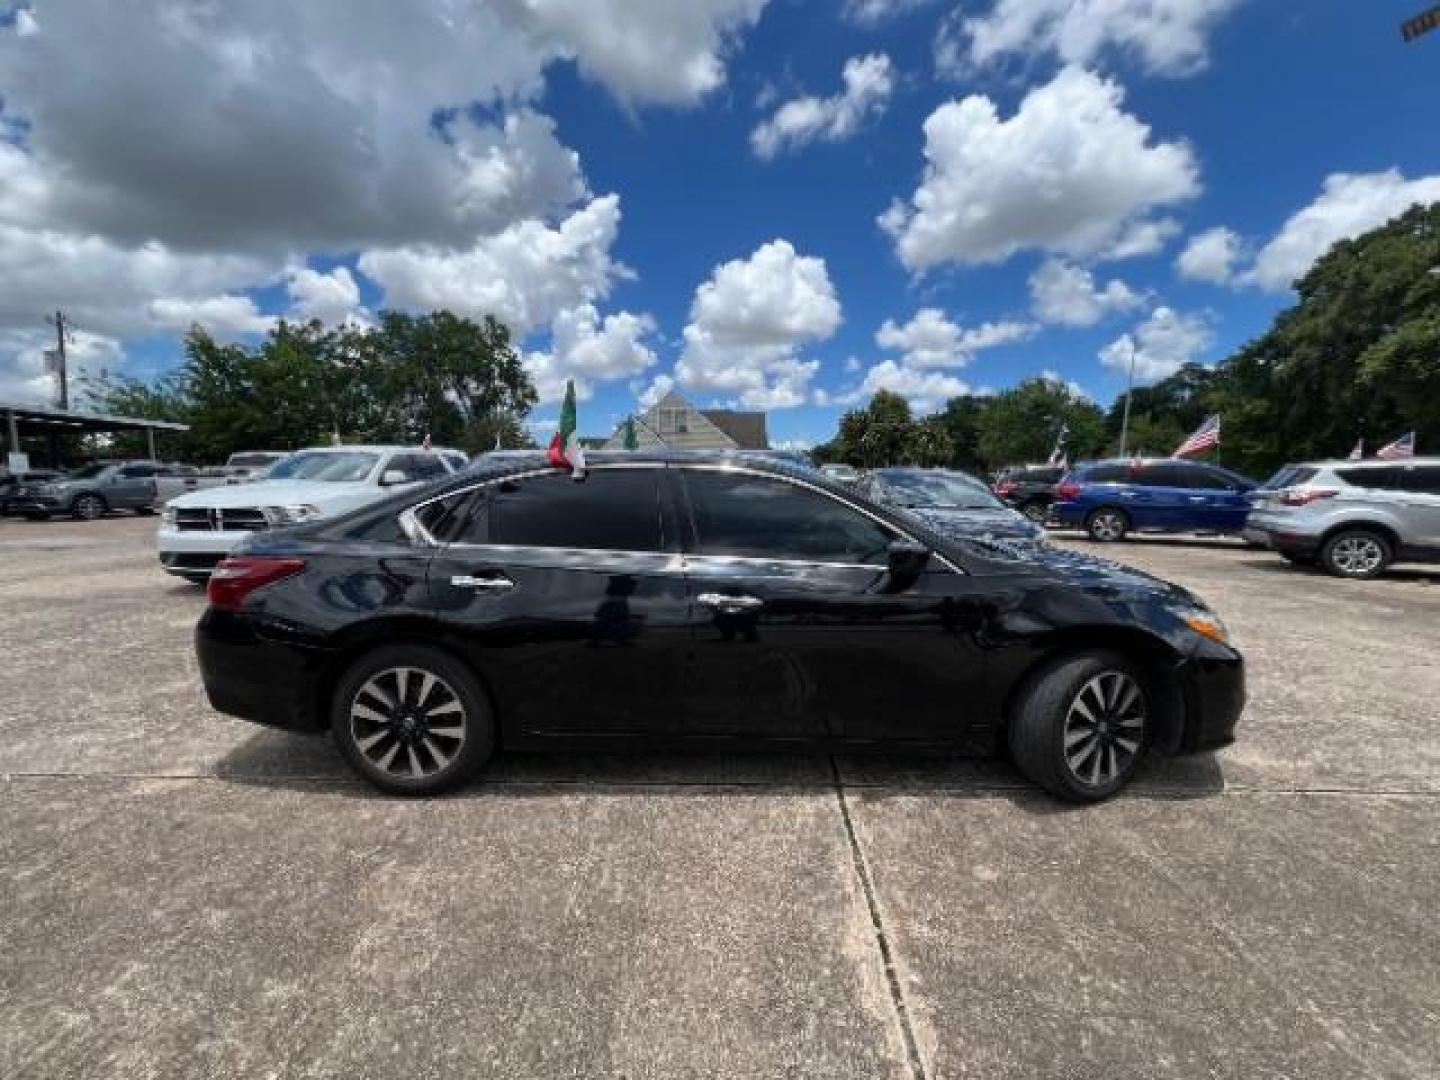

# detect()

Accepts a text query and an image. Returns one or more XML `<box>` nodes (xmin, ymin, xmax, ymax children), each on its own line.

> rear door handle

<box><xmin>451</xmin><ymin>574</ymin><xmax>514</xmax><ymax>593</ymax></box>
<box><xmin>697</xmin><ymin>592</ymin><xmax>764</xmax><ymax>613</ymax></box>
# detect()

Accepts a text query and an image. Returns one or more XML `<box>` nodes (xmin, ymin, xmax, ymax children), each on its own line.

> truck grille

<box><xmin>174</xmin><ymin>508</ymin><xmax>270</xmax><ymax>532</ymax></box>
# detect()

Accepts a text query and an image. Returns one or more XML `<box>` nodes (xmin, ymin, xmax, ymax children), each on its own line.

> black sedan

<box><xmin>196</xmin><ymin>452</ymin><xmax>1243</xmax><ymax>802</ymax></box>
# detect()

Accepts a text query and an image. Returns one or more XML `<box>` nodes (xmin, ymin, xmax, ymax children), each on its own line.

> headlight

<box><xmin>161</xmin><ymin>507</ymin><xmax>177</xmax><ymax>527</ymax></box>
<box><xmin>261</xmin><ymin>504</ymin><xmax>323</xmax><ymax>525</ymax></box>
<box><xmin>1174</xmin><ymin>606</ymin><xmax>1230</xmax><ymax>645</ymax></box>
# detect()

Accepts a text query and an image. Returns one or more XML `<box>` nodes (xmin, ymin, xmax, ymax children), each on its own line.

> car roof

<box><xmin>286</xmin><ymin>445</ymin><xmax>462</xmax><ymax>455</ymax></box>
<box><xmin>1304</xmin><ymin>456</ymin><xmax>1440</xmax><ymax>468</ymax></box>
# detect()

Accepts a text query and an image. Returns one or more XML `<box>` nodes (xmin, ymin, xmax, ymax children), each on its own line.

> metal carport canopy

<box><xmin>3</xmin><ymin>402</ymin><xmax>189</xmax><ymax>461</ymax></box>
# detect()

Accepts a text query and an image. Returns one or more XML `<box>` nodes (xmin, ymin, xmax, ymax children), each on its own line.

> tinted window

<box><xmin>415</xmin><ymin>491</ymin><xmax>479</xmax><ymax>543</ymax></box>
<box><xmin>1261</xmin><ymin>466</ymin><xmax>1317</xmax><ymax>490</ymax></box>
<box><xmin>684</xmin><ymin>469</ymin><xmax>896</xmax><ymax>565</ymax></box>
<box><xmin>388</xmin><ymin>454</ymin><xmax>450</xmax><ymax>482</ymax></box>
<box><xmin>1025</xmin><ymin>467</ymin><xmax>1063</xmax><ymax>483</ymax></box>
<box><xmin>118</xmin><ymin>464</ymin><xmax>157</xmax><ymax>478</ymax></box>
<box><xmin>1395</xmin><ymin>466</ymin><xmax>1440</xmax><ymax>495</ymax></box>
<box><xmin>1336</xmin><ymin>467</ymin><xmax>1403</xmax><ymax>489</ymax></box>
<box><xmin>1131</xmin><ymin>464</ymin><xmax>1182</xmax><ymax>487</ymax></box>
<box><xmin>1172</xmin><ymin>465</ymin><xmax>1229</xmax><ymax>490</ymax></box>
<box><xmin>481</xmin><ymin>469</ymin><xmax>663</xmax><ymax>552</ymax></box>
<box><xmin>1082</xmin><ymin>464</ymin><xmax>1130</xmax><ymax>483</ymax></box>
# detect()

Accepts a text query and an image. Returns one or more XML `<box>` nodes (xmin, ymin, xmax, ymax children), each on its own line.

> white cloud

<box><xmin>358</xmin><ymin>195</ymin><xmax>626</xmax><ymax>337</ymax></box>
<box><xmin>677</xmin><ymin>239</ymin><xmax>841</xmax><ymax>410</ymax></box>
<box><xmin>0</xmin><ymin>327</ymin><xmax>124</xmax><ymax>406</ymax></box>
<box><xmin>1176</xmin><ymin>226</ymin><xmax>1243</xmax><ymax>284</ymax></box>
<box><xmin>635</xmin><ymin>373</ymin><xmax>676</xmax><ymax>411</ymax></box>
<box><xmin>13</xmin><ymin>8</ymin><xmax>38</xmax><ymax>36</ymax></box>
<box><xmin>1100</xmin><ymin>306</ymin><xmax>1212</xmax><ymax>381</ymax></box>
<box><xmin>147</xmin><ymin>295</ymin><xmax>274</xmax><ymax>336</ymax></box>
<box><xmin>1028</xmin><ymin>258</ymin><xmax>1144</xmax><ymax>326</ymax></box>
<box><xmin>1245</xmin><ymin>170</ymin><xmax>1440</xmax><ymax>292</ymax></box>
<box><xmin>844</xmin><ymin>0</ymin><xmax>935</xmax><ymax>25</ymax></box>
<box><xmin>524</xmin><ymin>303</ymin><xmax>658</xmax><ymax>404</ymax></box>
<box><xmin>880</xmin><ymin>67</ymin><xmax>1199</xmax><ymax>271</ymax></box>
<box><xmin>938</xmin><ymin>0</ymin><xmax>1243</xmax><ymax>79</ymax></box>
<box><xmin>853</xmin><ymin>360</ymin><xmax>972</xmax><ymax>414</ymax></box>
<box><xmin>1040</xmin><ymin>368</ymin><xmax>1092</xmax><ymax>400</ymax></box>
<box><xmin>751</xmin><ymin>54</ymin><xmax>893</xmax><ymax>159</ymax></box>
<box><xmin>876</xmin><ymin>307</ymin><xmax>1033</xmax><ymax>368</ymax></box>
<box><xmin>286</xmin><ymin>266</ymin><xmax>366</xmax><ymax>325</ymax></box>
<box><xmin>1103</xmin><ymin>216</ymin><xmax>1181</xmax><ymax>260</ymax></box>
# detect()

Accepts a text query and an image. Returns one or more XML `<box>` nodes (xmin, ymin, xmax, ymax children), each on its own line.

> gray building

<box><xmin>602</xmin><ymin>390</ymin><xmax>768</xmax><ymax>452</ymax></box>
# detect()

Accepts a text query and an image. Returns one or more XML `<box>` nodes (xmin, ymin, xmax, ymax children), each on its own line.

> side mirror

<box><xmin>379</xmin><ymin>469</ymin><xmax>409</xmax><ymax>487</ymax></box>
<box><xmin>886</xmin><ymin>539</ymin><xmax>930</xmax><ymax>586</ymax></box>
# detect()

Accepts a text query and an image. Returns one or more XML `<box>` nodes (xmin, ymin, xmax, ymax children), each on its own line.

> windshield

<box><xmin>65</xmin><ymin>463</ymin><xmax>111</xmax><ymax>480</ymax></box>
<box><xmin>227</xmin><ymin>452</ymin><xmax>284</xmax><ymax>467</ymax></box>
<box><xmin>265</xmin><ymin>451</ymin><xmax>379</xmax><ymax>482</ymax></box>
<box><xmin>877</xmin><ymin>471</ymin><xmax>1004</xmax><ymax>510</ymax></box>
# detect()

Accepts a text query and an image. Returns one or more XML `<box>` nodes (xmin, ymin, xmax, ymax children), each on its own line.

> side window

<box><xmin>413</xmin><ymin>491</ymin><xmax>479</xmax><ymax>543</ymax></box>
<box><xmin>474</xmin><ymin>469</ymin><xmax>664</xmax><ymax>552</ymax></box>
<box><xmin>388</xmin><ymin>454</ymin><xmax>449</xmax><ymax>482</ymax></box>
<box><xmin>1129</xmin><ymin>465</ymin><xmax>1173</xmax><ymax>487</ymax></box>
<box><xmin>1084</xmin><ymin>464</ymin><xmax>1128</xmax><ymax>483</ymax></box>
<box><xmin>1395</xmin><ymin>466</ymin><xmax>1440</xmax><ymax>495</ymax></box>
<box><xmin>441</xmin><ymin>452</ymin><xmax>468</xmax><ymax>473</ymax></box>
<box><xmin>1177</xmin><ymin>466</ymin><xmax>1227</xmax><ymax>490</ymax></box>
<box><xmin>1336</xmin><ymin>467</ymin><xmax>1402</xmax><ymax>489</ymax></box>
<box><xmin>684</xmin><ymin>469</ymin><xmax>896</xmax><ymax>565</ymax></box>
<box><xmin>118</xmin><ymin>464</ymin><xmax>156</xmax><ymax>479</ymax></box>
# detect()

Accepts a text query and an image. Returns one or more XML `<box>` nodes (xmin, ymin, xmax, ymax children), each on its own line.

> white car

<box><xmin>158</xmin><ymin>445</ymin><xmax>467</xmax><ymax>581</ymax></box>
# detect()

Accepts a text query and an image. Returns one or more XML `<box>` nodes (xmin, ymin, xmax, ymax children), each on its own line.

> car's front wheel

<box><xmin>1320</xmin><ymin>528</ymin><xmax>1391</xmax><ymax>580</ymax></box>
<box><xmin>1009</xmin><ymin>652</ymin><xmax>1149</xmax><ymax>802</ymax></box>
<box><xmin>331</xmin><ymin>644</ymin><xmax>494</xmax><ymax>795</ymax></box>
<box><xmin>1085</xmin><ymin>507</ymin><xmax>1129</xmax><ymax>542</ymax></box>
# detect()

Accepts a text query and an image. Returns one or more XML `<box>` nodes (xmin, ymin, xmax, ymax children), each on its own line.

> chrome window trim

<box><xmin>400</xmin><ymin>460</ymin><xmax>964</xmax><ymax>575</ymax></box>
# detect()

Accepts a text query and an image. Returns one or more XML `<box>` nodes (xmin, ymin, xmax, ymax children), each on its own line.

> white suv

<box><xmin>158</xmin><ymin>445</ymin><xmax>467</xmax><ymax>581</ymax></box>
<box><xmin>1244</xmin><ymin>457</ymin><xmax>1440</xmax><ymax>578</ymax></box>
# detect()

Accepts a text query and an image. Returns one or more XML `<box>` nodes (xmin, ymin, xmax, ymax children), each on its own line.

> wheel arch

<box><xmin>1000</xmin><ymin>627</ymin><xmax>1188</xmax><ymax>757</ymax></box>
<box><xmin>312</xmin><ymin>619</ymin><xmax>500</xmax><ymax>740</ymax></box>
<box><xmin>1318</xmin><ymin>518</ymin><xmax>1399</xmax><ymax>553</ymax></box>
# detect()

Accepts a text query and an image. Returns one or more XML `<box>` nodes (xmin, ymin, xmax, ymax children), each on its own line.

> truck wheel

<box><xmin>72</xmin><ymin>494</ymin><xmax>107</xmax><ymax>520</ymax></box>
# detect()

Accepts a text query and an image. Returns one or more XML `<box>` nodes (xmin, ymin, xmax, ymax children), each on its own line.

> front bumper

<box><xmin>1174</xmin><ymin>640</ymin><xmax>1245</xmax><ymax>754</ymax></box>
<box><xmin>157</xmin><ymin>526</ymin><xmax>253</xmax><ymax>575</ymax></box>
<box><xmin>195</xmin><ymin>608</ymin><xmax>329</xmax><ymax>732</ymax></box>
<box><xmin>4</xmin><ymin>495</ymin><xmax>62</xmax><ymax>513</ymax></box>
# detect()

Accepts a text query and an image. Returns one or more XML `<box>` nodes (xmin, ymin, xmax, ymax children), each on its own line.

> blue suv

<box><xmin>1053</xmin><ymin>459</ymin><xmax>1257</xmax><ymax>542</ymax></box>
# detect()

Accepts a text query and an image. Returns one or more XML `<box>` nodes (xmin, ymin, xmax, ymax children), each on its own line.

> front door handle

<box><xmin>697</xmin><ymin>592</ymin><xmax>764</xmax><ymax>613</ymax></box>
<box><xmin>451</xmin><ymin>574</ymin><xmax>515</xmax><ymax>593</ymax></box>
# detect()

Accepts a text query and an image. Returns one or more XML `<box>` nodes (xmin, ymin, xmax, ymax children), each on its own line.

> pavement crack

<box><xmin>828</xmin><ymin>756</ymin><xmax>929</xmax><ymax>1080</ymax></box>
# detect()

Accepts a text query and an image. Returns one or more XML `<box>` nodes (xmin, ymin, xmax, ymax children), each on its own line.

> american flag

<box><xmin>420</xmin><ymin>433</ymin><xmax>432</xmax><ymax>451</ymax></box>
<box><xmin>1376</xmin><ymin>431</ymin><xmax>1416</xmax><ymax>460</ymax></box>
<box><xmin>1174</xmin><ymin>415</ymin><xmax>1221</xmax><ymax>459</ymax></box>
<box><xmin>1048</xmin><ymin>422</ymin><xmax>1069</xmax><ymax>466</ymax></box>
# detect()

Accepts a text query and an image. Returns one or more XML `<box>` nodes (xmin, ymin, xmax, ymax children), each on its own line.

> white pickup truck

<box><xmin>157</xmin><ymin>444</ymin><xmax>467</xmax><ymax>581</ymax></box>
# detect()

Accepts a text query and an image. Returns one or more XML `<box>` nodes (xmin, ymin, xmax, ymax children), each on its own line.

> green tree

<box><xmin>977</xmin><ymin>378</ymin><xmax>1105</xmax><ymax>468</ymax></box>
<box><xmin>933</xmin><ymin>395</ymin><xmax>988</xmax><ymax>471</ymax></box>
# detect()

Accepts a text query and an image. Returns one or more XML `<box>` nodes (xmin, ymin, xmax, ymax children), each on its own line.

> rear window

<box><xmin>1261</xmin><ymin>466</ymin><xmax>1318</xmax><ymax>490</ymax></box>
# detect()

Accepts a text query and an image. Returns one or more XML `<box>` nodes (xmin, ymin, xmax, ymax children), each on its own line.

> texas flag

<box><xmin>546</xmin><ymin>379</ymin><xmax>587</xmax><ymax>480</ymax></box>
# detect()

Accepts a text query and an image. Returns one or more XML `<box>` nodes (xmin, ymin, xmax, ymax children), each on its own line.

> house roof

<box><xmin>698</xmin><ymin>409</ymin><xmax>768</xmax><ymax>450</ymax></box>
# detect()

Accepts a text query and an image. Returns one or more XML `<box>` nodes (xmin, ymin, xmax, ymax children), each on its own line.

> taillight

<box><xmin>207</xmin><ymin>556</ymin><xmax>306</xmax><ymax>611</ymax></box>
<box><xmin>995</xmin><ymin>480</ymin><xmax>1017</xmax><ymax>495</ymax></box>
<box><xmin>1279</xmin><ymin>487</ymin><xmax>1338</xmax><ymax>506</ymax></box>
<box><xmin>1055</xmin><ymin>481</ymin><xmax>1081</xmax><ymax>501</ymax></box>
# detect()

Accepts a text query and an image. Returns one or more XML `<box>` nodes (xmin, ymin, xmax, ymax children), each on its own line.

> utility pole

<box><xmin>1117</xmin><ymin>337</ymin><xmax>1138</xmax><ymax>459</ymax></box>
<box><xmin>45</xmin><ymin>310</ymin><xmax>70</xmax><ymax>412</ymax></box>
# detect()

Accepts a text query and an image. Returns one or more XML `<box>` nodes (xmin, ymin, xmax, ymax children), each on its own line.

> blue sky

<box><xmin>2</xmin><ymin>1</ymin><xmax>1437</xmax><ymax>449</ymax></box>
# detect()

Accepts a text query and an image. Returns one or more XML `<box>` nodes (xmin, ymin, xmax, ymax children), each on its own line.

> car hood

<box><xmin>1019</xmin><ymin>544</ymin><xmax>1203</xmax><ymax>608</ymax></box>
<box><xmin>167</xmin><ymin>479</ymin><xmax>369</xmax><ymax>509</ymax></box>
<box><xmin>905</xmin><ymin>506</ymin><xmax>1043</xmax><ymax>544</ymax></box>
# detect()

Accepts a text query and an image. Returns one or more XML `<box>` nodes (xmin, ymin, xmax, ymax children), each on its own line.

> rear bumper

<box><xmin>1174</xmin><ymin>642</ymin><xmax>1245</xmax><ymax>754</ymax></box>
<box><xmin>195</xmin><ymin>608</ymin><xmax>329</xmax><ymax>732</ymax></box>
<box><xmin>1243</xmin><ymin>513</ymin><xmax>1323</xmax><ymax>556</ymax></box>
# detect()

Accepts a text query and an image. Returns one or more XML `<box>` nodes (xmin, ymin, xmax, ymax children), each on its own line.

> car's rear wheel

<box><xmin>71</xmin><ymin>494</ymin><xmax>106</xmax><ymax>520</ymax></box>
<box><xmin>1280</xmin><ymin>551</ymin><xmax>1314</xmax><ymax>566</ymax></box>
<box><xmin>1020</xmin><ymin>500</ymin><xmax>1049</xmax><ymax>523</ymax></box>
<box><xmin>1085</xmin><ymin>507</ymin><xmax>1129</xmax><ymax>542</ymax></box>
<box><xmin>1320</xmin><ymin>529</ymin><xmax>1391</xmax><ymax>580</ymax></box>
<box><xmin>1009</xmin><ymin>652</ymin><xmax>1148</xmax><ymax>802</ymax></box>
<box><xmin>331</xmin><ymin>644</ymin><xmax>494</xmax><ymax>795</ymax></box>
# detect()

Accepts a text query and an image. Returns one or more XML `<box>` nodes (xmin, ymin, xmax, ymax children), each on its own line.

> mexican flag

<box><xmin>546</xmin><ymin>379</ymin><xmax>587</xmax><ymax>479</ymax></box>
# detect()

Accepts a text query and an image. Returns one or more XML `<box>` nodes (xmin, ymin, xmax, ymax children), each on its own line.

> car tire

<box><xmin>1319</xmin><ymin>528</ymin><xmax>1392</xmax><ymax>580</ymax></box>
<box><xmin>135</xmin><ymin>506</ymin><xmax>157</xmax><ymax>516</ymax></box>
<box><xmin>1009</xmin><ymin>651</ymin><xmax>1149</xmax><ymax>802</ymax></box>
<box><xmin>330</xmin><ymin>644</ymin><xmax>495</xmax><ymax>796</ymax></box>
<box><xmin>1280</xmin><ymin>551</ymin><xmax>1314</xmax><ymax>566</ymax></box>
<box><xmin>71</xmin><ymin>494</ymin><xmax>106</xmax><ymax>520</ymax></box>
<box><xmin>1020</xmin><ymin>500</ymin><xmax>1049</xmax><ymax>524</ymax></box>
<box><xmin>1085</xmin><ymin>507</ymin><xmax>1129</xmax><ymax>542</ymax></box>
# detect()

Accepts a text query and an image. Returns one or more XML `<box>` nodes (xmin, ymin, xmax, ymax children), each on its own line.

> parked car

<box><xmin>1051</xmin><ymin>459</ymin><xmax>1257</xmax><ymax>542</ymax></box>
<box><xmin>852</xmin><ymin>467</ymin><xmax>1044</xmax><ymax>547</ymax></box>
<box><xmin>994</xmin><ymin>464</ymin><xmax>1066</xmax><ymax>522</ymax></box>
<box><xmin>818</xmin><ymin>463</ymin><xmax>861</xmax><ymax>484</ymax></box>
<box><xmin>224</xmin><ymin>451</ymin><xmax>288</xmax><ymax>479</ymax></box>
<box><xmin>1244</xmin><ymin>457</ymin><xmax>1440</xmax><ymax>579</ymax></box>
<box><xmin>0</xmin><ymin>468</ymin><xmax>62</xmax><ymax>513</ymax></box>
<box><xmin>157</xmin><ymin>445</ymin><xmax>467</xmax><ymax>581</ymax></box>
<box><xmin>194</xmin><ymin>451</ymin><xmax>1244</xmax><ymax>802</ymax></box>
<box><xmin>3</xmin><ymin>461</ymin><xmax>162</xmax><ymax>520</ymax></box>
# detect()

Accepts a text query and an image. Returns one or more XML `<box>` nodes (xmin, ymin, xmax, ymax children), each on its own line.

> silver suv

<box><xmin>1245</xmin><ymin>458</ymin><xmax>1440</xmax><ymax>578</ymax></box>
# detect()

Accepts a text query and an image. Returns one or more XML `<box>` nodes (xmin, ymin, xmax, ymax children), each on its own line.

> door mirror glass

<box><xmin>886</xmin><ymin>539</ymin><xmax>930</xmax><ymax>580</ymax></box>
<box><xmin>379</xmin><ymin>469</ymin><xmax>409</xmax><ymax>487</ymax></box>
